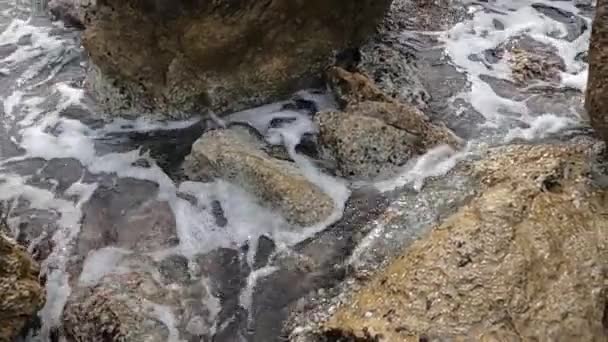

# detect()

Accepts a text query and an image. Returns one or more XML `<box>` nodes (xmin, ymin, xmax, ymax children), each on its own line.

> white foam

<box><xmin>375</xmin><ymin>144</ymin><xmax>470</xmax><ymax>192</ymax></box>
<box><xmin>441</xmin><ymin>0</ymin><xmax>589</xmax><ymax>129</ymax></box>
<box><xmin>145</xmin><ymin>302</ymin><xmax>185</xmax><ymax>342</ymax></box>
<box><xmin>95</xmin><ymin>117</ymin><xmax>201</xmax><ymax>136</ymax></box>
<box><xmin>561</xmin><ymin>68</ymin><xmax>589</xmax><ymax>91</ymax></box>
<box><xmin>239</xmin><ymin>266</ymin><xmax>279</xmax><ymax>322</ymax></box>
<box><xmin>504</xmin><ymin>113</ymin><xmax>578</xmax><ymax>142</ymax></box>
<box><xmin>78</xmin><ymin>247</ymin><xmax>133</xmax><ymax>286</ymax></box>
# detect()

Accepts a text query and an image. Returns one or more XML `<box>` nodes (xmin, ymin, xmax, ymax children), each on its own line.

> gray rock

<box><xmin>186</xmin><ymin>127</ymin><xmax>335</xmax><ymax>227</ymax></box>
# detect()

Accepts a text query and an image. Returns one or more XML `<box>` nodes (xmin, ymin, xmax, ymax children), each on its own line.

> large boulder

<box><xmin>586</xmin><ymin>0</ymin><xmax>608</xmax><ymax>143</ymax></box>
<box><xmin>316</xmin><ymin>67</ymin><xmax>462</xmax><ymax>179</ymax></box>
<box><xmin>0</xmin><ymin>232</ymin><xmax>45</xmax><ymax>341</ymax></box>
<box><xmin>320</xmin><ymin>142</ymin><xmax>608</xmax><ymax>341</ymax></box>
<box><xmin>185</xmin><ymin>126</ymin><xmax>335</xmax><ymax>227</ymax></box>
<box><xmin>81</xmin><ymin>0</ymin><xmax>392</xmax><ymax>117</ymax></box>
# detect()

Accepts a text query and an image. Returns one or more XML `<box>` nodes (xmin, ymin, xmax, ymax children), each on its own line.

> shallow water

<box><xmin>0</xmin><ymin>0</ymin><xmax>595</xmax><ymax>341</ymax></box>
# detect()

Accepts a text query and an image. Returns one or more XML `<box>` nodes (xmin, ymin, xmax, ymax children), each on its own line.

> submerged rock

<box><xmin>319</xmin><ymin>142</ymin><xmax>608</xmax><ymax>341</ymax></box>
<box><xmin>186</xmin><ymin>126</ymin><xmax>334</xmax><ymax>226</ymax></box>
<box><xmin>81</xmin><ymin>0</ymin><xmax>392</xmax><ymax>117</ymax></box>
<box><xmin>586</xmin><ymin>0</ymin><xmax>608</xmax><ymax>144</ymax></box>
<box><xmin>0</xmin><ymin>231</ymin><xmax>45</xmax><ymax>341</ymax></box>
<box><xmin>317</xmin><ymin>67</ymin><xmax>461</xmax><ymax>179</ymax></box>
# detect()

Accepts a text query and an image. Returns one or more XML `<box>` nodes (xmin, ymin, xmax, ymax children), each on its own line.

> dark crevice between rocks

<box><xmin>318</xmin><ymin>328</ymin><xmax>382</xmax><ymax>342</ymax></box>
<box><xmin>603</xmin><ymin>295</ymin><xmax>608</xmax><ymax>334</ymax></box>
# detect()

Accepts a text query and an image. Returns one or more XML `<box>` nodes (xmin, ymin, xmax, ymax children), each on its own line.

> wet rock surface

<box><xmin>186</xmin><ymin>126</ymin><xmax>335</xmax><ymax>227</ymax></box>
<box><xmin>0</xmin><ymin>229</ymin><xmax>45</xmax><ymax>341</ymax></box>
<box><xmin>80</xmin><ymin>0</ymin><xmax>392</xmax><ymax>117</ymax></box>
<box><xmin>64</xmin><ymin>269</ymin><xmax>218</xmax><ymax>342</ymax></box>
<box><xmin>317</xmin><ymin>68</ymin><xmax>462</xmax><ymax>179</ymax></box>
<box><xmin>48</xmin><ymin>0</ymin><xmax>92</xmax><ymax>29</ymax></box>
<box><xmin>304</xmin><ymin>141</ymin><xmax>608</xmax><ymax>341</ymax></box>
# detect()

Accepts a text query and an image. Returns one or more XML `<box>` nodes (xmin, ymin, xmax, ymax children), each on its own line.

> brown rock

<box><xmin>186</xmin><ymin>126</ymin><xmax>335</xmax><ymax>226</ymax></box>
<box><xmin>318</xmin><ymin>67</ymin><xmax>462</xmax><ymax>179</ymax></box>
<box><xmin>327</xmin><ymin>67</ymin><xmax>392</xmax><ymax>107</ymax></box>
<box><xmin>64</xmin><ymin>270</ymin><xmax>214</xmax><ymax>342</ymax></box>
<box><xmin>0</xmin><ymin>231</ymin><xmax>45</xmax><ymax>341</ymax></box>
<box><xmin>315</xmin><ymin>110</ymin><xmax>418</xmax><ymax>179</ymax></box>
<box><xmin>509</xmin><ymin>47</ymin><xmax>563</xmax><ymax>85</ymax></box>
<box><xmin>81</xmin><ymin>0</ymin><xmax>392</xmax><ymax>117</ymax></box>
<box><xmin>586</xmin><ymin>0</ymin><xmax>608</xmax><ymax>143</ymax></box>
<box><xmin>323</xmin><ymin>143</ymin><xmax>608</xmax><ymax>341</ymax></box>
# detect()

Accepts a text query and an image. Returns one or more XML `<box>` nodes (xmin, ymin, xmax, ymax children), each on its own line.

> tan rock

<box><xmin>186</xmin><ymin>127</ymin><xmax>334</xmax><ymax>227</ymax></box>
<box><xmin>0</xmin><ymin>231</ymin><xmax>45</xmax><ymax>341</ymax></box>
<box><xmin>323</xmin><ymin>142</ymin><xmax>608</xmax><ymax>341</ymax></box>
<box><xmin>315</xmin><ymin>110</ymin><xmax>418</xmax><ymax>179</ymax></box>
<box><xmin>509</xmin><ymin>48</ymin><xmax>563</xmax><ymax>84</ymax></box>
<box><xmin>586</xmin><ymin>0</ymin><xmax>608</xmax><ymax>143</ymax></box>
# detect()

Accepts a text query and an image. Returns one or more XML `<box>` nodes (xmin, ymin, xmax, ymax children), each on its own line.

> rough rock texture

<box><xmin>0</xmin><ymin>232</ymin><xmax>45</xmax><ymax>341</ymax></box>
<box><xmin>48</xmin><ymin>0</ymin><xmax>93</xmax><ymax>28</ymax></box>
<box><xmin>586</xmin><ymin>0</ymin><xmax>608</xmax><ymax>144</ymax></box>
<box><xmin>63</xmin><ymin>270</ymin><xmax>217</xmax><ymax>342</ymax></box>
<box><xmin>315</xmin><ymin>110</ymin><xmax>417</xmax><ymax>179</ymax></box>
<box><xmin>186</xmin><ymin>126</ymin><xmax>334</xmax><ymax>226</ymax></box>
<box><xmin>503</xmin><ymin>35</ymin><xmax>566</xmax><ymax>85</ymax></box>
<box><xmin>510</xmin><ymin>48</ymin><xmax>563</xmax><ymax>84</ymax></box>
<box><xmin>321</xmin><ymin>142</ymin><xmax>608</xmax><ymax>341</ymax></box>
<box><xmin>82</xmin><ymin>0</ymin><xmax>392</xmax><ymax>117</ymax></box>
<box><xmin>317</xmin><ymin>67</ymin><xmax>461</xmax><ymax>179</ymax></box>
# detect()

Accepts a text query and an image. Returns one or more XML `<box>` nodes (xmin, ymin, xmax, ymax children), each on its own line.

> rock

<box><xmin>317</xmin><ymin>68</ymin><xmax>461</xmax><ymax>179</ymax></box>
<box><xmin>321</xmin><ymin>142</ymin><xmax>608</xmax><ymax>341</ymax></box>
<box><xmin>48</xmin><ymin>0</ymin><xmax>92</xmax><ymax>29</ymax></box>
<box><xmin>315</xmin><ymin>110</ymin><xmax>417</xmax><ymax>179</ymax></box>
<box><xmin>63</xmin><ymin>270</ymin><xmax>217</xmax><ymax>342</ymax></box>
<box><xmin>186</xmin><ymin>126</ymin><xmax>334</xmax><ymax>226</ymax></box>
<box><xmin>0</xmin><ymin>232</ymin><xmax>45</xmax><ymax>341</ymax></box>
<box><xmin>506</xmin><ymin>36</ymin><xmax>566</xmax><ymax>84</ymax></box>
<box><xmin>81</xmin><ymin>0</ymin><xmax>393</xmax><ymax>117</ymax></box>
<box><xmin>586</xmin><ymin>0</ymin><xmax>608</xmax><ymax>144</ymax></box>
<box><xmin>77</xmin><ymin>179</ymin><xmax>178</xmax><ymax>256</ymax></box>
<box><xmin>327</xmin><ymin>67</ymin><xmax>391</xmax><ymax>107</ymax></box>
<box><xmin>510</xmin><ymin>48</ymin><xmax>563</xmax><ymax>84</ymax></box>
